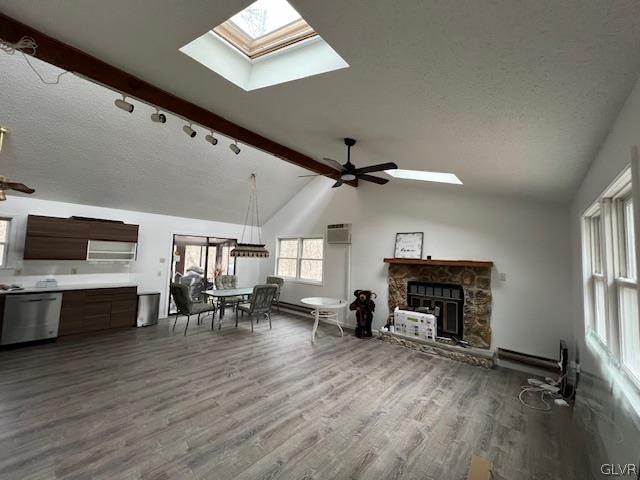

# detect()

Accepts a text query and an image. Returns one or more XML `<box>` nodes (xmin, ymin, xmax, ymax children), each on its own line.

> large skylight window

<box><xmin>180</xmin><ymin>0</ymin><xmax>348</xmax><ymax>91</ymax></box>
<box><xmin>229</xmin><ymin>0</ymin><xmax>302</xmax><ymax>39</ymax></box>
<box><xmin>214</xmin><ymin>0</ymin><xmax>317</xmax><ymax>59</ymax></box>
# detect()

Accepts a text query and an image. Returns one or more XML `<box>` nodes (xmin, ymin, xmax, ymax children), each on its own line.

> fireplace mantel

<box><xmin>383</xmin><ymin>258</ymin><xmax>493</xmax><ymax>268</ymax></box>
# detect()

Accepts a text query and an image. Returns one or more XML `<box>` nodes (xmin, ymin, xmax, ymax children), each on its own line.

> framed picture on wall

<box><xmin>394</xmin><ymin>232</ymin><xmax>423</xmax><ymax>259</ymax></box>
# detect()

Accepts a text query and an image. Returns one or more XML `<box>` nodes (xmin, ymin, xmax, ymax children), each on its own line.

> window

<box><xmin>582</xmin><ymin>165</ymin><xmax>640</xmax><ymax>385</ymax></box>
<box><xmin>214</xmin><ymin>0</ymin><xmax>317</xmax><ymax>59</ymax></box>
<box><xmin>617</xmin><ymin>196</ymin><xmax>640</xmax><ymax>381</ymax></box>
<box><xmin>276</xmin><ymin>237</ymin><xmax>324</xmax><ymax>283</ymax></box>
<box><xmin>585</xmin><ymin>211</ymin><xmax>607</xmax><ymax>342</ymax></box>
<box><xmin>0</xmin><ymin>218</ymin><xmax>11</xmax><ymax>268</ymax></box>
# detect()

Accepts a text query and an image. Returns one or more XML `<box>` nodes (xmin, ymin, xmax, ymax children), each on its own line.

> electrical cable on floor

<box><xmin>518</xmin><ymin>372</ymin><xmax>568</xmax><ymax>411</ymax></box>
<box><xmin>519</xmin><ymin>386</ymin><xmax>552</xmax><ymax>411</ymax></box>
<box><xmin>0</xmin><ymin>35</ymin><xmax>69</xmax><ymax>85</ymax></box>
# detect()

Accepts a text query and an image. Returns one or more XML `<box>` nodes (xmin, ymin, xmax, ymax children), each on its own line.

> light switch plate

<box><xmin>499</xmin><ymin>272</ymin><xmax>506</xmax><ymax>281</ymax></box>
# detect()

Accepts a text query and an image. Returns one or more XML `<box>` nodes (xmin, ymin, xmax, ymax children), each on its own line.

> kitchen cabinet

<box><xmin>25</xmin><ymin>215</ymin><xmax>90</xmax><ymax>238</ymax></box>
<box><xmin>88</xmin><ymin>222</ymin><xmax>138</xmax><ymax>242</ymax></box>
<box><xmin>23</xmin><ymin>236</ymin><xmax>88</xmax><ymax>260</ymax></box>
<box><xmin>23</xmin><ymin>215</ymin><xmax>139</xmax><ymax>261</ymax></box>
<box><xmin>58</xmin><ymin>287</ymin><xmax>137</xmax><ymax>335</ymax></box>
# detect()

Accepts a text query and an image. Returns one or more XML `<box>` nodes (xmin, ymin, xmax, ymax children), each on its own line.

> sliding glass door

<box><xmin>169</xmin><ymin>235</ymin><xmax>237</xmax><ymax>315</ymax></box>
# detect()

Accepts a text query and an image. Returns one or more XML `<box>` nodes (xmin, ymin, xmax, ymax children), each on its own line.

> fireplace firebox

<box><xmin>407</xmin><ymin>281</ymin><xmax>464</xmax><ymax>340</ymax></box>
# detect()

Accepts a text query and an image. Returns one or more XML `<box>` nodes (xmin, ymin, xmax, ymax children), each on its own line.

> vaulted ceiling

<box><xmin>0</xmin><ymin>54</ymin><xmax>312</xmax><ymax>223</ymax></box>
<box><xmin>2</xmin><ymin>0</ymin><xmax>640</xmax><ymax>203</ymax></box>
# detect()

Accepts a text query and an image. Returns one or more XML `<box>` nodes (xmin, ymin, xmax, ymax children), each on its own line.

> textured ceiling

<box><xmin>2</xmin><ymin>0</ymin><xmax>640</xmax><ymax>202</ymax></box>
<box><xmin>0</xmin><ymin>53</ymin><xmax>312</xmax><ymax>223</ymax></box>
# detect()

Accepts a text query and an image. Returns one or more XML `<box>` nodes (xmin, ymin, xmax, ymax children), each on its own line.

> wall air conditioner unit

<box><xmin>327</xmin><ymin>223</ymin><xmax>351</xmax><ymax>244</ymax></box>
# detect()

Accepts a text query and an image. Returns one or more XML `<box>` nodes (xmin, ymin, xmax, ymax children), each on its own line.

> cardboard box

<box><xmin>467</xmin><ymin>455</ymin><xmax>493</xmax><ymax>480</ymax></box>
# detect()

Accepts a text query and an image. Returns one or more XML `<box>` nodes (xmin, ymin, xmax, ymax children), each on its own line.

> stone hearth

<box><xmin>385</xmin><ymin>259</ymin><xmax>493</xmax><ymax>348</ymax></box>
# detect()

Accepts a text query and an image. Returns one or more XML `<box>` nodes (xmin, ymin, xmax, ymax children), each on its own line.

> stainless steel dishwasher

<box><xmin>1</xmin><ymin>292</ymin><xmax>63</xmax><ymax>345</ymax></box>
<box><xmin>136</xmin><ymin>292</ymin><xmax>160</xmax><ymax>327</ymax></box>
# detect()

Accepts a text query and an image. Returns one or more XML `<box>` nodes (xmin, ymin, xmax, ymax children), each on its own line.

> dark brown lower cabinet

<box><xmin>59</xmin><ymin>287</ymin><xmax>137</xmax><ymax>336</ymax></box>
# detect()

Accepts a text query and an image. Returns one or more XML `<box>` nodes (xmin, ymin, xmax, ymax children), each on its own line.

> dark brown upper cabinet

<box><xmin>26</xmin><ymin>215</ymin><xmax>90</xmax><ymax>238</ymax></box>
<box><xmin>24</xmin><ymin>236</ymin><xmax>88</xmax><ymax>260</ymax></box>
<box><xmin>88</xmin><ymin>221</ymin><xmax>138</xmax><ymax>242</ymax></box>
<box><xmin>23</xmin><ymin>215</ymin><xmax>139</xmax><ymax>260</ymax></box>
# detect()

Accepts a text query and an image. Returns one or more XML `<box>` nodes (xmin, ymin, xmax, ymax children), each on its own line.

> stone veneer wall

<box><xmin>388</xmin><ymin>264</ymin><xmax>492</xmax><ymax>348</ymax></box>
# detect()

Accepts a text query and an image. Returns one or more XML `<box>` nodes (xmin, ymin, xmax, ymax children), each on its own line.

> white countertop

<box><xmin>0</xmin><ymin>283</ymin><xmax>138</xmax><ymax>295</ymax></box>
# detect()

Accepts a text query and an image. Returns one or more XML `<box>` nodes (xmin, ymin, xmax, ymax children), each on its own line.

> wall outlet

<box><xmin>499</xmin><ymin>272</ymin><xmax>507</xmax><ymax>282</ymax></box>
<box><xmin>71</xmin><ymin>267</ymin><xmax>78</xmax><ymax>274</ymax></box>
<box><xmin>157</xmin><ymin>271</ymin><xmax>162</xmax><ymax>277</ymax></box>
<box><xmin>159</xmin><ymin>257</ymin><xmax>166</xmax><ymax>264</ymax></box>
<box><xmin>14</xmin><ymin>268</ymin><xmax>22</xmax><ymax>275</ymax></box>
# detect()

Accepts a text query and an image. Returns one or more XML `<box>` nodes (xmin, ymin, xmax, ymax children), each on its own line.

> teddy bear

<box><xmin>349</xmin><ymin>289</ymin><xmax>376</xmax><ymax>338</ymax></box>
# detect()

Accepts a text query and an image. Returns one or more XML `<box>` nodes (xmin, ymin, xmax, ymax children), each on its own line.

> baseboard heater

<box><xmin>497</xmin><ymin>348</ymin><xmax>559</xmax><ymax>372</ymax></box>
<box><xmin>278</xmin><ymin>301</ymin><xmax>312</xmax><ymax>314</ymax></box>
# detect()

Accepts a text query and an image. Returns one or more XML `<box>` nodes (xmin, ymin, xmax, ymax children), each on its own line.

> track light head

<box><xmin>229</xmin><ymin>142</ymin><xmax>241</xmax><ymax>155</ymax></box>
<box><xmin>151</xmin><ymin>111</ymin><xmax>166</xmax><ymax>123</ymax></box>
<box><xmin>114</xmin><ymin>96</ymin><xmax>134</xmax><ymax>113</ymax></box>
<box><xmin>205</xmin><ymin>132</ymin><xmax>218</xmax><ymax>146</ymax></box>
<box><xmin>183</xmin><ymin>124</ymin><xmax>196</xmax><ymax>138</ymax></box>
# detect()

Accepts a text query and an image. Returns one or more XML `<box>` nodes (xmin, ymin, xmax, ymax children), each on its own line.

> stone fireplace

<box><xmin>385</xmin><ymin>258</ymin><xmax>493</xmax><ymax>349</ymax></box>
<box><xmin>407</xmin><ymin>281</ymin><xmax>465</xmax><ymax>341</ymax></box>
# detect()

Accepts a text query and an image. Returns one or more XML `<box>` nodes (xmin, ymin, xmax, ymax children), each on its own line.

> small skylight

<box><xmin>385</xmin><ymin>169</ymin><xmax>463</xmax><ymax>185</ymax></box>
<box><xmin>214</xmin><ymin>0</ymin><xmax>317</xmax><ymax>59</ymax></box>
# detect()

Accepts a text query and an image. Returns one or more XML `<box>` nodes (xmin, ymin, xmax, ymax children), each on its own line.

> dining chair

<box><xmin>235</xmin><ymin>284</ymin><xmax>277</xmax><ymax>332</ymax></box>
<box><xmin>265</xmin><ymin>276</ymin><xmax>284</xmax><ymax>312</ymax></box>
<box><xmin>170</xmin><ymin>283</ymin><xmax>217</xmax><ymax>335</ymax></box>
<box><xmin>215</xmin><ymin>275</ymin><xmax>244</xmax><ymax>311</ymax></box>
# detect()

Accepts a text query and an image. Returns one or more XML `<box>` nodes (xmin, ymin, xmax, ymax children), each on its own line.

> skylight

<box><xmin>180</xmin><ymin>0</ymin><xmax>348</xmax><ymax>91</ymax></box>
<box><xmin>214</xmin><ymin>0</ymin><xmax>317</xmax><ymax>59</ymax></box>
<box><xmin>229</xmin><ymin>0</ymin><xmax>302</xmax><ymax>39</ymax></box>
<box><xmin>385</xmin><ymin>169</ymin><xmax>463</xmax><ymax>185</ymax></box>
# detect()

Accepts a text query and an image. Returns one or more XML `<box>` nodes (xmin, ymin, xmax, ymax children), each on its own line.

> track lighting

<box><xmin>150</xmin><ymin>110</ymin><xmax>166</xmax><ymax>124</ymax></box>
<box><xmin>114</xmin><ymin>95</ymin><xmax>134</xmax><ymax>113</ymax></box>
<box><xmin>205</xmin><ymin>131</ymin><xmax>218</xmax><ymax>146</ymax></box>
<box><xmin>229</xmin><ymin>141</ymin><xmax>241</xmax><ymax>155</ymax></box>
<box><xmin>182</xmin><ymin>123</ymin><xmax>196</xmax><ymax>138</ymax></box>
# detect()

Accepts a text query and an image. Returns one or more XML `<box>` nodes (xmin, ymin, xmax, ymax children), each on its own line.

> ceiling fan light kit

<box><xmin>301</xmin><ymin>137</ymin><xmax>399</xmax><ymax>188</ymax></box>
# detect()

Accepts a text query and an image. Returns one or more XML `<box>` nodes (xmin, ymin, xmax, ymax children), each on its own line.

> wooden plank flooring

<box><xmin>0</xmin><ymin>312</ymin><xmax>579</xmax><ymax>479</ymax></box>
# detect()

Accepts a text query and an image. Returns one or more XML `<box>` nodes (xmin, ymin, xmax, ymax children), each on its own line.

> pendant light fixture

<box><xmin>230</xmin><ymin>173</ymin><xmax>269</xmax><ymax>258</ymax></box>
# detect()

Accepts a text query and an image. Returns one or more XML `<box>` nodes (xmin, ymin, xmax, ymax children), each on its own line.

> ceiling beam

<box><xmin>0</xmin><ymin>12</ymin><xmax>356</xmax><ymax>186</ymax></box>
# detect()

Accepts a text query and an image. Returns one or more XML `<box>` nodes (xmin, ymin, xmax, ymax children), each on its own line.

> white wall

<box><xmin>0</xmin><ymin>196</ymin><xmax>261</xmax><ymax>315</ymax></box>
<box><xmin>260</xmin><ymin>177</ymin><xmax>572</xmax><ymax>358</ymax></box>
<box><xmin>569</xmin><ymin>76</ymin><xmax>640</xmax><ymax>475</ymax></box>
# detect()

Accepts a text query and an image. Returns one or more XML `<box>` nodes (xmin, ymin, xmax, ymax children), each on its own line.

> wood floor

<box><xmin>0</xmin><ymin>312</ymin><xmax>579</xmax><ymax>480</ymax></box>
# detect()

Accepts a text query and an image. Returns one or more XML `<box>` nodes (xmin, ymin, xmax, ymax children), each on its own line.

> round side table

<box><xmin>300</xmin><ymin>297</ymin><xmax>348</xmax><ymax>343</ymax></box>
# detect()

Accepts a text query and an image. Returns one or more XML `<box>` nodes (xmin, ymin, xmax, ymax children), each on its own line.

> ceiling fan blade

<box><xmin>323</xmin><ymin>157</ymin><xmax>345</xmax><ymax>171</ymax></box>
<box><xmin>354</xmin><ymin>162</ymin><xmax>398</xmax><ymax>174</ymax></box>
<box><xmin>3</xmin><ymin>182</ymin><xmax>35</xmax><ymax>194</ymax></box>
<box><xmin>331</xmin><ymin>180</ymin><xmax>343</xmax><ymax>188</ymax></box>
<box><xmin>358</xmin><ymin>174</ymin><xmax>389</xmax><ymax>185</ymax></box>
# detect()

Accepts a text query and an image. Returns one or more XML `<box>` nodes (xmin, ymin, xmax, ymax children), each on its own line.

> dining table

<box><xmin>203</xmin><ymin>287</ymin><xmax>254</xmax><ymax>321</ymax></box>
